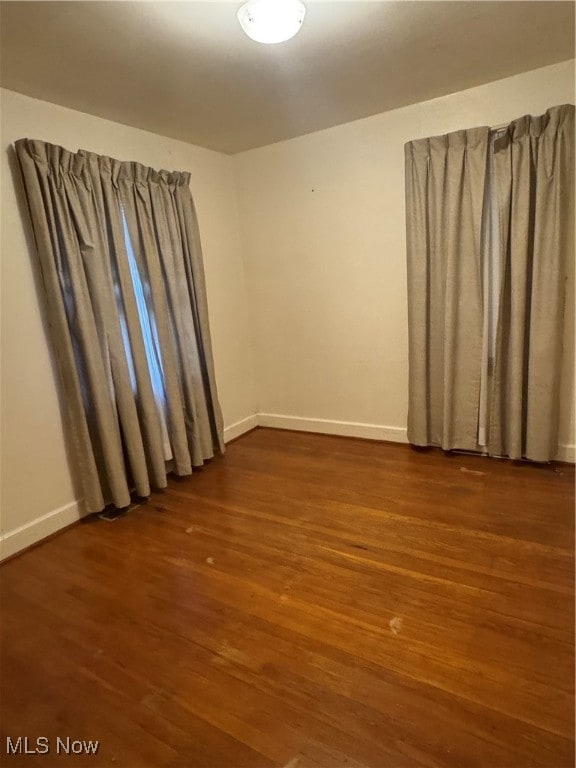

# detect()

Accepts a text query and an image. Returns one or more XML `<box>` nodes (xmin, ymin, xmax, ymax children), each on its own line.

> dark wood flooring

<box><xmin>0</xmin><ymin>428</ymin><xmax>574</xmax><ymax>767</ymax></box>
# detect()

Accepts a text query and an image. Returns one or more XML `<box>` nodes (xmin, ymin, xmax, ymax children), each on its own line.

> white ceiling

<box><xmin>1</xmin><ymin>1</ymin><xmax>574</xmax><ymax>154</ymax></box>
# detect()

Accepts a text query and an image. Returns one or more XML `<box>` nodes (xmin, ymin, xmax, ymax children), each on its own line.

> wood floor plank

<box><xmin>1</xmin><ymin>428</ymin><xmax>573</xmax><ymax>766</ymax></box>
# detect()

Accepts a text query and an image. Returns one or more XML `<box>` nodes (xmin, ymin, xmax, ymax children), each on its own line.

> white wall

<box><xmin>0</xmin><ymin>88</ymin><xmax>257</xmax><ymax>558</ymax></box>
<box><xmin>234</xmin><ymin>60</ymin><xmax>576</xmax><ymax>457</ymax></box>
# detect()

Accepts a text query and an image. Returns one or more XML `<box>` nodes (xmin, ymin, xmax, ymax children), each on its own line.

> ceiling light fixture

<box><xmin>237</xmin><ymin>0</ymin><xmax>306</xmax><ymax>44</ymax></box>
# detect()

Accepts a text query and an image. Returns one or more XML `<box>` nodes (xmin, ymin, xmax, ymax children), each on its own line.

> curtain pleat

<box><xmin>477</xmin><ymin>134</ymin><xmax>501</xmax><ymax>448</ymax></box>
<box><xmin>15</xmin><ymin>139</ymin><xmax>225</xmax><ymax>512</ymax></box>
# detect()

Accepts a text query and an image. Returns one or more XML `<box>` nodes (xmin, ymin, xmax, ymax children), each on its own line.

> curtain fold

<box><xmin>405</xmin><ymin>104</ymin><xmax>574</xmax><ymax>462</ymax></box>
<box><xmin>16</xmin><ymin>139</ymin><xmax>224</xmax><ymax>512</ymax></box>
<box><xmin>404</xmin><ymin>127</ymin><xmax>488</xmax><ymax>451</ymax></box>
<box><xmin>477</xmin><ymin>133</ymin><xmax>501</xmax><ymax>449</ymax></box>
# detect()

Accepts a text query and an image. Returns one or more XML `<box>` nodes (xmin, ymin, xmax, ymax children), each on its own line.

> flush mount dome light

<box><xmin>237</xmin><ymin>0</ymin><xmax>306</xmax><ymax>44</ymax></box>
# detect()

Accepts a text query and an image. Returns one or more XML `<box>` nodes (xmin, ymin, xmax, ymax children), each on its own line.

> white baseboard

<box><xmin>556</xmin><ymin>443</ymin><xmax>575</xmax><ymax>463</ymax></box>
<box><xmin>223</xmin><ymin>413</ymin><xmax>259</xmax><ymax>443</ymax></box>
<box><xmin>0</xmin><ymin>501</ymin><xmax>82</xmax><ymax>562</ymax></box>
<box><xmin>257</xmin><ymin>414</ymin><xmax>575</xmax><ymax>463</ymax></box>
<box><xmin>257</xmin><ymin>413</ymin><xmax>409</xmax><ymax>444</ymax></box>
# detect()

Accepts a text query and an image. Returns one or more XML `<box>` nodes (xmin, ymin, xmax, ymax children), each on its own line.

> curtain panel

<box><xmin>16</xmin><ymin>139</ymin><xmax>224</xmax><ymax>512</ymax></box>
<box><xmin>404</xmin><ymin>104</ymin><xmax>574</xmax><ymax>462</ymax></box>
<box><xmin>489</xmin><ymin>105</ymin><xmax>575</xmax><ymax>461</ymax></box>
<box><xmin>404</xmin><ymin>127</ymin><xmax>488</xmax><ymax>451</ymax></box>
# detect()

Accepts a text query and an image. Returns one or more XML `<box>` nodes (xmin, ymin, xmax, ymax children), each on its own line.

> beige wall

<box><xmin>0</xmin><ymin>88</ymin><xmax>257</xmax><ymax>556</ymax></box>
<box><xmin>234</xmin><ymin>60</ymin><xmax>576</xmax><ymax>456</ymax></box>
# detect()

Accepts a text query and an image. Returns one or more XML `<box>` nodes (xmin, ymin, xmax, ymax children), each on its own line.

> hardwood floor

<box><xmin>0</xmin><ymin>428</ymin><xmax>574</xmax><ymax>767</ymax></box>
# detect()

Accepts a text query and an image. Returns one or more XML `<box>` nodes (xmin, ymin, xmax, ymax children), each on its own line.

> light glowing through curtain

<box><xmin>119</xmin><ymin>209</ymin><xmax>173</xmax><ymax>460</ymax></box>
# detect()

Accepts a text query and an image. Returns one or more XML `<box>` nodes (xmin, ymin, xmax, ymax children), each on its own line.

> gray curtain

<box><xmin>16</xmin><ymin>139</ymin><xmax>224</xmax><ymax>512</ymax></box>
<box><xmin>405</xmin><ymin>104</ymin><xmax>574</xmax><ymax>461</ymax></box>
<box><xmin>404</xmin><ymin>127</ymin><xmax>488</xmax><ymax>451</ymax></box>
<box><xmin>489</xmin><ymin>105</ymin><xmax>574</xmax><ymax>461</ymax></box>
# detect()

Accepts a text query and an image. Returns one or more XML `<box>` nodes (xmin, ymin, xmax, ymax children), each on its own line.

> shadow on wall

<box><xmin>7</xmin><ymin>145</ymin><xmax>86</xmax><ymax>510</ymax></box>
